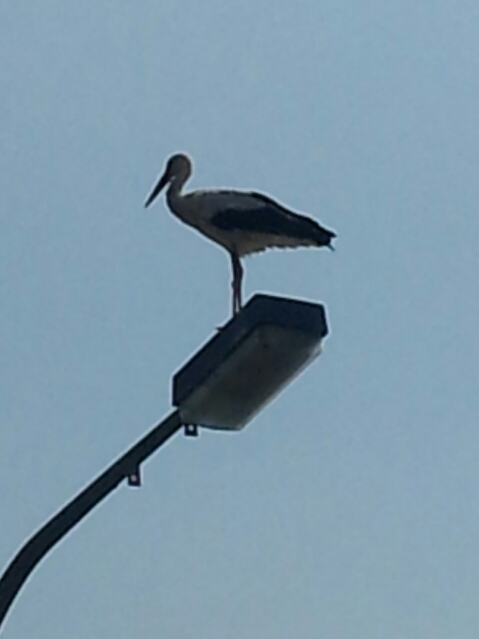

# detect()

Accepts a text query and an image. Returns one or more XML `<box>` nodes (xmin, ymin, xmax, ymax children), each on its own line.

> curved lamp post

<box><xmin>0</xmin><ymin>294</ymin><xmax>328</xmax><ymax>633</ymax></box>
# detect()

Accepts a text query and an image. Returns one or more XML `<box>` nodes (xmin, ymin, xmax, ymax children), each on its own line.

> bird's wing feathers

<box><xmin>210</xmin><ymin>191</ymin><xmax>335</xmax><ymax>245</ymax></box>
<box><xmin>185</xmin><ymin>190</ymin><xmax>263</xmax><ymax>214</ymax></box>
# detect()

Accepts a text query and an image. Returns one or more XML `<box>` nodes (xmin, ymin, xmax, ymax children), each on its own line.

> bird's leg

<box><xmin>231</xmin><ymin>254</ymin><xmax>238</xmax><ymax>315</ymax></box>
<box><xmin>230</xmin><ymin>253</ymin><xmax>243</xmax><ymax>315</ymax></box>
<box><xmin>236</xmin><ymin>258</ymin><xmax>243</xmax><ymax>311</ymax></box>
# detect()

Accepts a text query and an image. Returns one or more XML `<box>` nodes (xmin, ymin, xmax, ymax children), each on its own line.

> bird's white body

<box><xmin>145</xmin><ymin>153</ymin><xmax>336</xmax><ymax>315</ymax></box>
<box><xmin>167</xmin><ymin>188</ymin><xmax>322</xmax><ymax>256</ymax></box>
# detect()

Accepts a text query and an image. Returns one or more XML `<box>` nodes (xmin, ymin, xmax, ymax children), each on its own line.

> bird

<box><xmin>144</xmin><ymin>153</ymin><xmax>336</xmax><ymax>316</ymax></box>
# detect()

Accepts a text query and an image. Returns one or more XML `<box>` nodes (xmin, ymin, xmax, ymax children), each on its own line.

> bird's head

<box><xmin>144</xmin><ymin>153</ymin><xmax>192</xmax><ymax>207</ymax></box>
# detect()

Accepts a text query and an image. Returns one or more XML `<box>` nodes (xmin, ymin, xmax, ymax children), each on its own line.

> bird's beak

<box><xmin>144</xmin><ymin>170</ymin><xmax>169</xmax><ymax>208</ymax></box>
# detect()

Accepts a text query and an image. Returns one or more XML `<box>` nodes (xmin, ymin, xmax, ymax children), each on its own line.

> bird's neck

<box><xmin>166</xmin><ymin>180</ymin><xmax>195</xmax><ymax>225</ymax></box>
<box><xmin>166</xmin><ymin>180</ymin><xmax>183</xmax><ymax>208</ymax></box>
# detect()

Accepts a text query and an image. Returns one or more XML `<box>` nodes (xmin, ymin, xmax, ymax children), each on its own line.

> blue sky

<box><xmin>1</xmin><ymin>1</ymin><xmax>479</xmax><ymax>637</ymax></box>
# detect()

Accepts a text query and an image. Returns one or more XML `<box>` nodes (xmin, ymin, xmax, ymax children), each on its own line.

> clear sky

<box><xmin>1</xmin><ymin>1</ymin><xmax>479</xmax><ymax>637</ymax></box>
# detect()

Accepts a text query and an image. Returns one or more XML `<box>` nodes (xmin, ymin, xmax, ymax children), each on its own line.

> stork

<box><xmin>144</xmin><ymin>153</ymin><xmax>336</xmax><ymax>316</ymax></box>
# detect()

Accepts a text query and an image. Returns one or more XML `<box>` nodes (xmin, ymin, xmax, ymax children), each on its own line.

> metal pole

<box><xmin>0</xmin><ymin>410</ymin><xmax>182</xmax><ymax>632</ymax></box>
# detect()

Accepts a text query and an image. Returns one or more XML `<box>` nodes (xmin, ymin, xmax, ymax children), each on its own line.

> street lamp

<box><xmin>174</xmin><ymin>294</ymin><xmax>327</xmax><ymax>432</ymax></box>
<box><xmin>0</xmin><ymin>293</ymin><xmax>329</xmax><ymax>633</ymax></box>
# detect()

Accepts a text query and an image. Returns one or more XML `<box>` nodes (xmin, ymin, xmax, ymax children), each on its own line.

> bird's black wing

<box><xmin>211</xmin><ymin>192</ymin><xmax>336</xmax><ymax>246</ymax></box>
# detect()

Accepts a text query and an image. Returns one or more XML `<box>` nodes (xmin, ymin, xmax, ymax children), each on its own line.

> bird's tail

<box><xmin>314</xmin><ymin>226</ymin><xmax>336</xmax><ymax>249</ymax></box>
